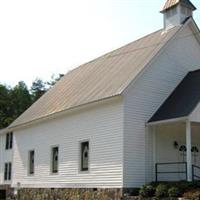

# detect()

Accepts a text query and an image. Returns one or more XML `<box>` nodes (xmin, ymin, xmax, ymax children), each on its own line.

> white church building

<box><xmin>1</xmin><ymin>0</ymin><xmax>200</xmax><ymax>199</ymax></box>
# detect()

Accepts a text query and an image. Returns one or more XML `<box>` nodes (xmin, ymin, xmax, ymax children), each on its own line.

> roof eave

<box><xmin>147</xmin><ymin>116</ymin><xmax>188</xmax><ymax>126</ymax></box>
<box><xmin>9</xmin><ymin>94</ymin><xmax>123</xmax><ymax>131</ymax></box>
<box><xmin>160</xmin><ymin>1</ymin><xmax>196</xmax><ymax>13</ymax></box>
<box><xmin>160</xmin><ymin>4</ymin><xmax>179</xmax><ymax>13</ymax></box>
<box><xmin>0</xmin><ymin>128</ymin><xmax>8</xmax><ymax>135</ymax></box>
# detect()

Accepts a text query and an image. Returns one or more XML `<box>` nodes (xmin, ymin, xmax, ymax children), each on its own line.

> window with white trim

<box><xmin>80</xmin><ymin>141</ymin><xmax>89</xmax><ymax>171</ymax></box>
<box><xmin>51</xmin><ymin>146</ymin><xmax>59</xmax><ymax>173</ymax></box>
<box><xmin>4</xmin><ymin>162</ymin><xmax>12</xmax><ymax>181</ymax></box>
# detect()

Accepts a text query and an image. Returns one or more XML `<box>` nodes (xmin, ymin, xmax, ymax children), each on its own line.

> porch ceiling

<box><xmin>149</xmin><ymin>69</ymin><xmax>200</xmax><ymax>123</ymax></box>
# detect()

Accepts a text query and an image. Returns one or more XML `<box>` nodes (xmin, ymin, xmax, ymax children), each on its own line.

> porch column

<box><xmin>186</xmin><ymin>120</ymin><xmax>192</xmax><ymax>181</ymax></box>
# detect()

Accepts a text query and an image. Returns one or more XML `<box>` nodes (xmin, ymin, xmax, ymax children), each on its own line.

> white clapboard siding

<box><xmin>190</xmin><ymin>103</ymin><xmax>200</xmax><ymax>122</ymax></box>
<box><xmin>12</xmin><ymin>98</ymin><xmax>123</xmax><ymax>188</ymax></box>
<box><xmin>123</xmin><ymin>23</ymin><xmax>200</xmax><ymax>188</ymax></box>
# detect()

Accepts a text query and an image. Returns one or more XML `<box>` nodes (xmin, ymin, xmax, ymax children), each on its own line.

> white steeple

<box><xmin>161</xmin><ymin>0</ymin><xmax>196</xmax><ymax>29</ymax></box>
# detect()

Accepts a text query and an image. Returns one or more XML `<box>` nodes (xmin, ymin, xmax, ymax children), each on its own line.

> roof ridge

<box><xmin>10</xmin><ymin>26</ymin><xmax>181</xmax><ymax>129</ymax></box>
<box><xmin>63</xmin><ymin>28</ymin><xmax>165</xmax><ymax>76</ymax></box>
<box><xmin>104</xmin><ymin>29</ymin><xmax>163</xmax><ymax>57</ymax></box>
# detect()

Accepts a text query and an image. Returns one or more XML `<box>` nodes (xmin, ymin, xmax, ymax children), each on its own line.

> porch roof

<box><xmin>149</xmin><ymin>69</ymin><xmax>200</xmax><ymax>123</ymax></box>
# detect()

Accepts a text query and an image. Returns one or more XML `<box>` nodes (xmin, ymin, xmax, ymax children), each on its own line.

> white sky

<box><xmin>0</xmin><ymin>0</ymin><xmax>200</xmax><ymax>87</ymax></box>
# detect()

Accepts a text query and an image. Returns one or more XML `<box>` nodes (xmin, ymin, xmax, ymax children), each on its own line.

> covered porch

<box><xmin>150</xmin><ymin>120</ymin><xmax>200</xmax><ymax>182</ymax></box>
<box><xmin>148</xmin><ymin>70</ymin><xmax>200</xmax><ymax>182</ymax></box>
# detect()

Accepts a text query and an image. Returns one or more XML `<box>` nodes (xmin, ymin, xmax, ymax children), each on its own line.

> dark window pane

<box><xmin>8</xmin><ymin>163</ymin><xmax>11</xmax><ymax>180</ymax></box>
<box><xmin>29</xmin><ymin>151</ymin><xmax>34</xmax><ymax>175</ymax></box>
<box><xmin>4</xmin><ymin>163</ymin><xmax>8</xmax><ymax>181</ymax></box>
<box><xmin>5</xmin><ymin>132</ymin><xmax>13</xmax><ymax>150</ymax></box>
<box><xmin>52</xmin><ymin>147</ymin><xmax>58</xmax><ymax>173</ymax></box>
<box><xmin>5</xmin><ymin>133</ymin><xmax>9</xmax><ymax>150</ymax></box>
<box><xmin>81</xmin><ymin>141</ymin><xmax>89</xmax><ymax>171</ymax></box>
<box><xmin>10</xmin><ymin>132</ymin><xmax>13</xmax><ymax>149</ymax></box>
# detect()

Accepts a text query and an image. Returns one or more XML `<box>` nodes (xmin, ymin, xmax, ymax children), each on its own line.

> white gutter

<box><xmin>9</xmin><ymin>94</ymin><xmax>123</xmax><ymax>132</ymax></box>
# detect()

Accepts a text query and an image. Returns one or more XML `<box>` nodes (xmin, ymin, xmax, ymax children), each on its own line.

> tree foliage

<box><xmin>47</xmin><ymin>74</ymin><xmax>64</xmax><ymax>87</ymax></box>
<box><xmin>31</xmin><ymin>78</ymin><xmax>47</xmax><ymax>102</ymax></box>
<box><xmin>0</xmin><ymin>74</ymin><xmax>63</xmax><ymax>129</ymax></box>
<box><xmin>0</xmin><ymin>84</ymin><xmax>13</xmax><ymax>128</ymax></box>
<box><xmin>11</xmin><ymin>81</ymin><xmax>32</xmax><ymax>120</ymax></box>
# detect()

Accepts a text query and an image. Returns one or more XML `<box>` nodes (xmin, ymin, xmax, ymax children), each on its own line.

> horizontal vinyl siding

<box><xmin>190</xmin><ymin>102</ymin><xmax>200</xmax><ymax>122</ymax></box>
<box><xmin>12</xmin><ymin>98</ymin><xmax>123</xmax><ymax>188</ymax></box>
<box><xmin>123</xmin><ymin>24</ymin><xmax>200</xmax><ymax>188</ymax></box>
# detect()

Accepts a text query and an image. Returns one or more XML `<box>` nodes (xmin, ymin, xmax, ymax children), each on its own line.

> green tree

<box><xmin>10</xmin><ymin>81</ymin><xmax>33</xmax><ymax>120</ymax></box>
<box><xmin>0</xmin><ymin>84</ymin><xmax>12</xmax><ymax>128</ymax></box>
<box><xmin>0</xmin><ymin>73</ymin><xmax>64</xmax><ymax>129</ymax></box>
<box><xmin>31</xmin><ymin>78</ymin><xmax>47</xmax><ymax>101</ymax></box>
<box><xmin>47</xmin><ymin>73</ymin><xmax>64</xmax><ymax>87</ymax></box>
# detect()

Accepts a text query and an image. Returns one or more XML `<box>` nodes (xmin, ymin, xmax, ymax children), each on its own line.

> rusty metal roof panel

<box><xmin>10</xmin><ymin>27</ymin><xmax>180</xmax><ymax>128</ymax></box>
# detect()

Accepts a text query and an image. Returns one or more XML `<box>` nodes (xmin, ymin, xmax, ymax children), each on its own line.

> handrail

<box><xmin>156</xmin><ymin>162</ymin><xmax>187</xmax><ymax>165</ymax></box>
<box><xmin>192</xmin><ymin>164</ymin><xmax>200</xmax><ymax>170</ymax></box>
<box><xmin>155</xmin><ymin>162</ymin><xmax>187</xmax><ymax>182</ymax></box>
<box><xmin>192</xmin><ymin>165</ymin><xmax>200</xmax><ymax>181</ymax></box>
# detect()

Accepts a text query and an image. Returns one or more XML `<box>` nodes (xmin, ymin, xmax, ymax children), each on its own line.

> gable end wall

<box><xmin>123</xmin><ymin>24</ymin><xmax>200</xmax><ymax>188</ymax></box>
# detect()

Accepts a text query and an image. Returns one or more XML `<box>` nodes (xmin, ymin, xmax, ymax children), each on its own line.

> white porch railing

<box><xmin>192</xmin><ymin>165</ymin><xmax>200</xmax><ymax>181</ymax></box>
<box><xmin>156</xmin><ymin>162</ymin><xmax>200</xmax><ymax>182</ymax></box>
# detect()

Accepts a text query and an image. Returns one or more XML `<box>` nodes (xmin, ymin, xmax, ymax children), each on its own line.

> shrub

<box><xmin>139</xmin><ymin>185</ymin><xmax>155</xmax><ymax>197</ymax></box>
<box><xmin>183</xmin><ymin>189</ymin><xmax>200</xmax><ymax>200</ymax></box>
<box><xmin>173</xmin><ymin>181</ymin><xmax>200</xmax><ymax>195</ymax></box>
<box><xmin>190</xmin><ymin>181</ymin><xmax>200</xmax><ymax>189</ymax></box>
<box><xmin>155</xmin><ymin>184</ymin><xmax>168</xmax><ymax>197</ymax></box>
<box><xmin>168</xmin><ymin>187</ymin><xmax>181</xmax><ymax>197</ymax></box>
<box><xmin>130</xmin><ymin>188</ymin><xmax>140</xmax><ymax>196</ymax></box>
<box><xmin>176</xmin><ymin>181</ymin><xmax>193</xmax><ymax>192</ymax></box>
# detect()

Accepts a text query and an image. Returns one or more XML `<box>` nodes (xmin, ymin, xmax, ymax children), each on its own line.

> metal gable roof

<box><xmin>10</xmin><ymin>27</ymin><xmax>180</xmax><ymax>128</ymax></box>
<box><xmin>161</xmin><ymin>0</ymin><xmax>196</xmax><ymax>13</ymax></box>
<box><xmin>149</xmin><ymin>70</ymin><xmax>200</xmax><ymax>123</ymax></box>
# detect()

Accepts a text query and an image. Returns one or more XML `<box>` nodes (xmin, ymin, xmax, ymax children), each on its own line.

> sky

<box><xmin>0</xmin><ymin>0</ymin><xmax>200</xmax><ymax>87</ymax></box>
